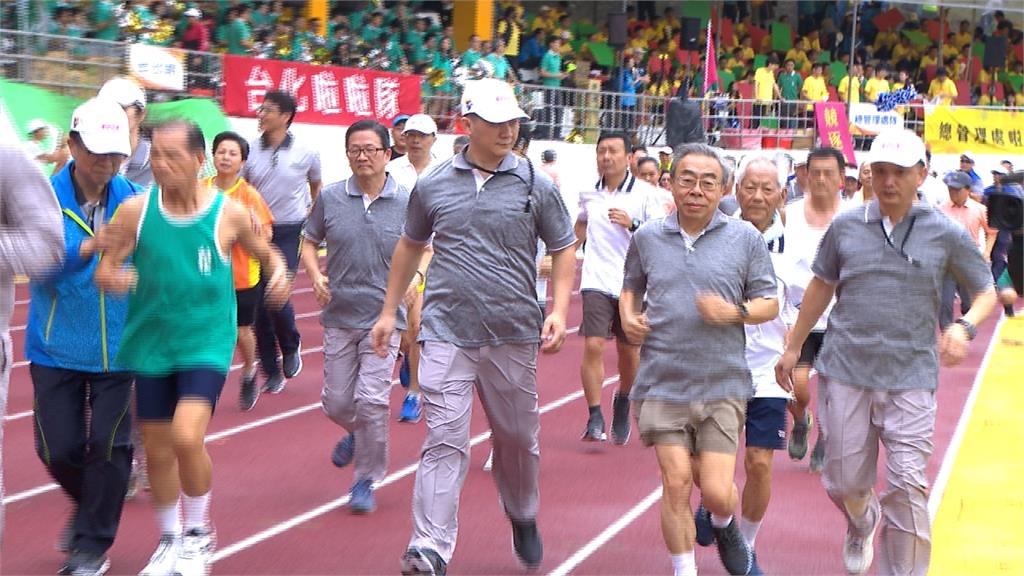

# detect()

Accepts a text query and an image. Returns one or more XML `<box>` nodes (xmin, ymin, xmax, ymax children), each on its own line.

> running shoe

<box><xmin>843</xmin><ymin>514</ymin><xmax>880</xmax><ymax>574</ymax></box>
<box><xmin>176</xmin><ymin>527</ymin><xmax>215</xmax><ymax>576</ymax></box>
<box><xmin>239</xmin><ymin>370</ymin><xmax>260</xmax><ymax>411</ymax></box>
<box><xmin>263</xmin><ymin>373</ymin><xmax>286</xmax><ymax>394</ymax></box>
<box><xmin>611</xmin><ymin>392</ymin><xmax>631</xmax><ymax>445</ymax></box>
<box><xmin>350</xmin><ymin>478</ymin><xmax>376</xmax><ymax>514</ymax></box>
<box><xmin>694</xmin><ymin>503</ymin><xmax>714</xmax><ymax>547</ymax></box>
<box><xmin>581</xmin><ymin>411</ymin><xmax>607</xmax><ymax>442</ymax></box>
<box><xmin>70</xmin><ymin>552</ymin><xmax>110</xmax><ymax>576</ymax></box>
<box><xmin>282</xmin><ymin>343</ymin><xmax>303</xmax><ymax>378</ymax></box>
<box><xmin>399</xmin><ymin>393</ymin><xmax>422</xmax><ymax>423</ymax></box>
<box><xmin>138</xmin><ymin>533</ymin><xmax>180</xmax><ymax>576</ymax></box>
<box><xmin>788</xmin><ymin>411</ymin><xmax>813</xmax><ymax>461</ymax></box>
<box><xmin>331</xmin><ymin>434</ymin><xmax>355</xmax><ymax>468</ymax></box>
<box><xmin>809</xmin><ymin>435</ymin><xmax>825</xmax><ymax>473</ymax></box>
<box><xmin>511</xmin><ymin>519</ymin><xmax>543</xmax><ymax>569</ymax></box>
<box><xmin>748</xmin><ymin>552</ymin><xmax>765</xmax><ymax>576</ymax></box>
<box><xmin>712</xmin><ymin>518</ymin><xmax>754</xmax><ymax>576</ymax></box>
<box><xmin>400</xmin><ymin>547</ymin><xmax>447</xmax><ymax>576</ymax></box>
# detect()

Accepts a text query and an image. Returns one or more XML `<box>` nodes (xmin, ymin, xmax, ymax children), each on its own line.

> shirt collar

<box><xmin>862</xmin><ymin>198</ymin><xmax>932</xmax><ymax>223</ymax></box>
<box><xmin>345</xmin><ymin>173</ymin><xmax>399</xmax><ymax>199</ymax></box>
<box><xmin>452</xmin><ymin>149</ymin><xmax>520</xmax><ymax>173</ymax></box>
<box><xmin>661</xmin><ymin>207</ymin><xmax>730</xmax><ymax>235</ymax></box>
<box><xmin>260</xmin><ymin>131</ymin><xmax>294</xmax><ymax>150</ymax></box>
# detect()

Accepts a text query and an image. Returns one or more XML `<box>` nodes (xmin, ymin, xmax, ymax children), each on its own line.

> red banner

<box><xmin>813</xmin><ymin>102</ymin><xmax>857</xmax><ymax>166</ymax></box>
<box><xmin>222</xmin><ymin>55</ymin><xmax>422</xmax><ymax>126</ymax></box>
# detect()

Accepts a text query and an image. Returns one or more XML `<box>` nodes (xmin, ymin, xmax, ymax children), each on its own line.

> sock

<box><xmin>182</xmin><ymin>491</ymin><xmax>211</xmax><ymax>531</ymax></box>
<box><xmin>739</xmin><ymin>517</ymin><xmax>762</xmax><ymax>548</ymax></box>
<box><xmin>589</xmin><ymin>405</ymin><xmax>602</xmax><ymax>417</ymax></box>
<box><xmin>156</xmin><ymin>499</ymin><xmax>182</xmax><ymax>536</ymax></box>
<box><xmin>671</xmin><ymin>552</ymin><xmax>697</xmax><ymax>576</ymax></box>
<box><xmin>710</xmin><ymin>513</ymin><xmax>733</xmax><ymax>529</ymax></box>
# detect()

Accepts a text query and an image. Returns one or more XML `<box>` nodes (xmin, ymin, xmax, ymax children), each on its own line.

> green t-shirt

<box><xmin>486</xmin><ymin>53</ymin><xmax>511</xmax><ymax>81</ymax></box>
<box><xmin>92</xmin><ymin>0</ymin><xmax>119</xmax><ymax>41</ymax></box>
<box><xmin>540</xmin><ymin>50</ymin><xmax>562</xmax><ymax>87</ymax></box>
<box><xmin>461</xmin><ymin>49</ymin><xmax>482</xmax><ymax>68</ymax></box>
<box><xmin>778</xmin><ymin>71</ymin><xmax>803</xmax><ymax>100</ymax></box>
<box><xmin>718</xmin><ymin>69</ymin><xmax>736</xmax><ymax>93</ymax></box>
<box><xmin>362</xmin><ymin>24</ymin><xmax>384</xmax><ymax>44</ymax></box>
<box><xmin>251</xmin><ymin>11</ymin><xmax>275</xmax><ymax>30</ymax></box>
<box><xmin>227</xmin><ymin>19</ymin><xmax>251</xmax><ymax>55</ymax></box>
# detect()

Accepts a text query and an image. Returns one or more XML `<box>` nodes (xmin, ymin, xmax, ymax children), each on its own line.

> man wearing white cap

<box><xmin>24</xmin><ymin>119</ymin><xmax>67</xmax><ymax>171</ymax></box>
<box><xmin>97</xmin><ymin>77</ymin><xmax>152</xmax><ymax>189</ymax></box>
<box><xmin>777</xmin><ymin>129</ymin><xmax>998</xmax><ymax>576</ymax></box>
<box><xmin>843</xmin><ymin>166</ymin><xmax>863</xmax><ymax>203</ymax></box>
<box><xmin>385</xmin><ymin>113</ymin><xmax>439</xmax><ymax>424</ymax></box>
<box><xmin>25</xmin><ymin>98</ymin><xmax>138</xmax><ymax>576</ymax></box>
<box><xmin>371</xmin><ymin>78</ymin><xmax>576</xmax><ymax>575</ymax></box>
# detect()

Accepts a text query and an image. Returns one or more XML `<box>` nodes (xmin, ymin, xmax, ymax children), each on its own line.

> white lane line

<box><xmin>211</xmin><ymin>374</ymin><xmax>621</xmax><ymax>564</ymax></box>
<box><xmin>548</xmin><ymin>486</ymin><xmax>663</xmax><ymax>576</ymax></box>
<box><xmin>4</xmin><ymin>409</ymin><xmax>33</xmax><ymax>422</ymax></box>
<box><xmin>927</xmin><ymin>316</ymin><xmax>1004</xmax><ymax>519</ymax></box>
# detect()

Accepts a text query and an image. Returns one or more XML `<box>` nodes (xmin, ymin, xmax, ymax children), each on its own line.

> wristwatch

<box><xmin>737</xmin><ymin>303</ymin><xmax>750</xmax><ymax>321</ymax></box>
<box><xmin>955</xmin><ymin>318</ymin><xmax>977</xmax><ymax>340</ymax></box>
<box><xmin>629</xmin><ymin>218</ymin><xmax>641</xmax><ymax>232</ymax></box>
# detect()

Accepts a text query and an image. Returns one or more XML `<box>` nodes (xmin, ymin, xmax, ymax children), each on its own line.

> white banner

<box><xmin>849</xmin><ymin>102</ymin><xmax>904</xmax><ymax>135</ymax></box>
<box><xmin>128</xmin><ymin>44</ymin><xmax>185</xmax><ymax>91</ymax></box>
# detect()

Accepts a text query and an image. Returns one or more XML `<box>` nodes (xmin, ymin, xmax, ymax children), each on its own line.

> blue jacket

<box><xmin>25</xmin><ymin>162</ymin><xmax>140</xmax><ymax>372</ymax></box>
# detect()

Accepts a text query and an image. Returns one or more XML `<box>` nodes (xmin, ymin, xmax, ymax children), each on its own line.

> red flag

<box><xmin>703</xmin><ymin>19</ymin><xmax>718</xmax><ymax>94</ymax></box>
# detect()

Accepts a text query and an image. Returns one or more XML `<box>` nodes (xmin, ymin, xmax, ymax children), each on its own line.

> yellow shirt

<box><xmin>754</xmin><ymin>67</ymin><xmax>777</xmax><ymax>102</ymax></box>
<box><xmin>738</xmin><ymin>46</ymin><xmax>755</xmax><ymax>63</ymax></box>
<box><xmin>873</xmin><ymin>30</ymin><xmax>899</xmax><ymax>51</ymax></box>
<box><xmin>977</xmin><ymin>94</ymin><xmax>1000</xmax><ymax>106</ymax></box>
<box><xmin>954</xmin><ymin>31</ymin><xmax>973</xmax><ymax>50</ymax></box>
<box><xmin>919</xmin><ymin>54</ymin><xmax>938</xmax><ymax>70</ymax></box>
<box><xmin>802</xmin><ymin>75</ymin><xmax>828</xmax><ymax>110</ymax></box>
<box><xmin>864</xmin><ymin>78</ymin><xmax>890</xmax><ymax>102</ymax></box>
<box><xmin>978</xmin><ymin>69</ymin><xmax>994</xmax><ymax>85</ymax></box>
<box><xmin>785</xmin><ymin>48</ymin><xmax>807</xmax><ymax>69</ymax></box>
<box><xmin>928</xmin><ymin>77</ymin><xmax>958</xmax><ymax>104</ymax></box>
<box><xmin>892</xmin><ymin>43</ymin><xmax>916</xmax><ymax>63</ymax></box>
<box><xmin>838</xmin><ymin>76</ymin><xmax>862</xmax><ymax>104</ymax></box>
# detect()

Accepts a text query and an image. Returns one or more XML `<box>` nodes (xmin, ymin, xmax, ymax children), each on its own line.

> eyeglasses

<box><xmin>675</xmin><ymin>176</ymin><xmax>720</xmax><ymax>192</ymax></box>
<box><xmin>346</xmin><ymin>147</ymin><xmax>387</xmax><ymax>158</ymax></box>
<box><xmin>257</xmin><ymin>106</ymin><xmax>281</xmax><ymax>115</ymax></box>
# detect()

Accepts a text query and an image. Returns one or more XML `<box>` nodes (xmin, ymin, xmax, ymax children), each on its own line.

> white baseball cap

<box><xmin>98</xmin><ymin>77</ymin><xmax>147</xmax><ymax>109</ymax></box>
<box><xmin>184</xmin><ymin>7</ymin><xmax>201</xmax><ymax>18</ymax></box>
<box><xmin>460</xmin><ymin>79</ymin><xmax>529</xmax><ymax>124</ymax></box>
<box><xmin>868</xmin><ymin>129</ymin><xmax>927</xmax><ymax>168</ymax></box>
<box><xmin>657</xmin><ymin>146</ymin><xmax>673</xmax><ymax>156</ymax></box>
<box><xmin>402</xmin><ymin>113</ymin><xmax>437</xmax><ymax>135</ymax></box>
<box><xmin>845</xmin><ymin>167</ymin><xmax>860</xmax><ymax>180</ymax></box>
<box><xmin>26</xmin><ymin>119</ymin><xmax>48</xmax><ymax>134</ymax></box>
<box><xmin>70</xmin><ymin>98</ymin><xmax>131</xmax><ymax>156</ymax></box>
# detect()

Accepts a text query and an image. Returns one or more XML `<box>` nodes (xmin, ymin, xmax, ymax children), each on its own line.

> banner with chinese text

<box><xmin>222</xmin><ymin>55</ymin><xmax>421</xmax><ymax>126</ymax></box>
<box><xmin>129</xmin><ymin>44</ymin><xmax>185</xmax><ymax>91</ymax></box>
<box><xmin>924</xmin><ymin>107</ymin><xmax>1024</xmax><ymax>156</ymax></box>
<box><xmin>849</xmin><ymin>102</ymin><xmax>904</xmax><ymax>135</ymax></box>
<box><xmin>813</xmin><ymin>102</ymin><xmax>856</xmax><ymax>166</ymax></box>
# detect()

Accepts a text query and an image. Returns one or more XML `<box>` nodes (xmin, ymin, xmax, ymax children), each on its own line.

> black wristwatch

<box><xmin>629</xmin><ymin>218</ymin><xmax>641</xmax><ymax>232</ymax></box>
<box><xmin>955</xmin><ymin>318</ymin><xmax>977</xmax><ymax>340</ymax></box>
<box><xmin>737</xmin><ymin>303</ymin><xmax>750</xmax><ymax>321</ymax></box>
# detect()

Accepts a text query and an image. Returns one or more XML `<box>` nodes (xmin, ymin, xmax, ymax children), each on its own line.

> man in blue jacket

<box><xmin>25</xmin><ymin>98</ymin><xmax>139</xmax><ymax>576</ymax></box>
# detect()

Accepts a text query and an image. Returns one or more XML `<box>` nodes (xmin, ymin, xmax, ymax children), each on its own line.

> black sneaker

<box><xmin>694</xmin><ymin>503</ymin><xmax>714</xmax><ymax>547</ymax></box>
<box><xmin>511</xmin><ymin>519</ymin><xmax>543</xmax><ymax>569</ymax></box>
<box><xmin>239</xmin><ymin>371</ymin><xmax>260</xmax><ymax>411</ymax></box>
<box><xmin>400</xmin><ymin>547</ymin><xmax>447</xmax><ymax>575</ymax></box>
<box><xmin>581</xmin><ymin>411</ymin><xmax>607</xmax><ymax>442</ymax></box>
<box><xmin>263</xmin><ymin>373</ymin><xmax>286</xmax><ymax>394</ymax></box>
<box><xmin>283</xmin><ymin>344</ymin><xmax>303</xmax><ymax>378</ymax></box>
<box><xmin>611</xmin><ymin>392</ymin><xmax>631</xmax><ymax>445</ymax></box>
<box><xmin>712</xmin><ymin>518</ymin><xmax>754</xmax><ymax>576</ymax></box>
<box><xmin>69</xmin><ymin>551</ymin><xmax>110</xmax><ymax>576</ymax></box>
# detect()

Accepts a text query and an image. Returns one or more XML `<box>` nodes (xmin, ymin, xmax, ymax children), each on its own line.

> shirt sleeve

<box><xmin>300</xmin><ymin>193</ymin><xmax>326</xmax><ymax>243</ymax></box>
<box><xmin>947</xmin><ymin>224</ymin><xmax>995</xmax><ymax>297</ymax></box>
<box><xmin>622</xmin><ymin>233</ymin><xmax>647</xmax><ymax>295</ymax></box>
<box><xmin>403</xmin><ymin>185</ymin><xmax>433</xmax><ymax>244</ymax></box>
<box><xmin>744</xmin><ymin>231</ymin><xmax>778</xmax><ymax>300</ymax></box>
<box><xmin>0</xmin><ymin>145</ymin><xmax>65</xmax><ymax>278</ymax></box>
<box><xmin>811</xmin><ymin>220</ymin><xmax>841</xmax><ymax>284</ymax></box>
<box><xmin>307</xmin><ymin>149</ymin><xmax>322</xmax><ymax>183</ymax></box>
<box><xmin>537</xmin><ymin>177</ymin><xmax>576</xmax><ymax>252</ymax></box>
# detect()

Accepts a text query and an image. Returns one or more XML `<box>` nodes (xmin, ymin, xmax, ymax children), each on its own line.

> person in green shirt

<box><xmin>250</xmin><ymin>2</ymin><xmax>275</xmax><ymax>33</ymax></box>
<box><xmin>91</xmin><ymin>0</ymin><xmax>119</xmax><ymax>41</ymax></box>
<box><xmin>405</xmin><ymin>17</ymin><xmax>428</xmax><ymax>52</ymax></box>
<box><xmin>539</xmin><ymin>37</ymin><xmax>564</xmax><ymax>87</ymax></box>
<box><xmin>226</xmin><ymin>5</ymin><xmax>254</xmax><ymax>55</ymax></box>
<box><xmin>362</xmin><ymin>11</ymin><xmax>386</xmax><ymax>44</ymax></box>
<box><xmin>462</xmin><ymin>34</ymin><xmax>483</xmax><ymax>68</ymax></box>
<box><xmin>778</xmin><ymin>59</ymin><xmax>804</xmax><ymax>128</ymax></box>
<box><xmin>486</xmin><ymin>39</ymin><xmax>516</xmax><ymax>84</ymax></box>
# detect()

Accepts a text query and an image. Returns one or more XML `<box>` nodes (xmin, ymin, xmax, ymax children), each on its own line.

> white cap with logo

<box><xmin>460</xmin><ymin>78</ymin><xmax>529</xmax><ymax>124</ymax></box>
<box><xmin>98</xmin><ymin>77</ymin><xmax>147</xmax><ymax>109</ymax></box>
<box><xmin>70</xmin><ymin>98</ymin><xmax>132</xmax><ymax>156</ymax></box>
<box><xmin>868</xmin><ymin>129</ymin><xmax>927</xmax><ymax>168</ymax></box>
<box><xmin>402</xmin><ymin>113</ymin><xmax>438</xmax><ymax>135</ymax></box>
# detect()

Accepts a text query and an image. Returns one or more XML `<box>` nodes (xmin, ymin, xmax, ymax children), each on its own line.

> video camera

<box><xmin>987</xmin><ymin>171</ymin><xmax>1023</xmax><ymax>232</ymax></box>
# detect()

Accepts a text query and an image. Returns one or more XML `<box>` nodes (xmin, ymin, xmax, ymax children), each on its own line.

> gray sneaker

<box><xmin>809</xmin><ymin>435</ymin><xmax>826</xmax><ymax>473</ymax></box>
<box><xmin>611</xmin><ymin>393</ymin><xmax>631</xmax><ymax>445</ymax></box>
<box><xmin>263</xmin><ymin>373</ymin><xmax>286</xmax><ymax>394</ymax></box>
<box><xmin>239</xmin><ymin>370</ymin><xmax>260</xmax><ymax>411</ymax></box>
<box><xmin>788</xmin><ymin>411</ymin><xmax>813</xmax><ymax>461</ymax></box>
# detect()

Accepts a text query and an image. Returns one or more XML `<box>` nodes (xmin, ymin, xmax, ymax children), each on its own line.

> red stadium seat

<box><xmin>954</xmin><ymin>80</ymin><xmax>970</xmax><ymax>105</ymax></box>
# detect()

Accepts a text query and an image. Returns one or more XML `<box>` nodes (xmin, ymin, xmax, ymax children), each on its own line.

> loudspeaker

<box><xmin>984</xmin><ymin>36</ymin><xmax>1008</xmax><ymax>70</ymax></box>
<box><xmin>680</xmin><ymin>17</ymin><xmax>701</xmax><ymax>50</ymax></box>
<box><xmin>608</xmin><ymin>12</ymin><xmax>628</xmax><ymax>48</ymax></box>
<box><xmin>666</xmin><ymin>97</ymin><xmax>706</xmax><ymax>148</ymax></box>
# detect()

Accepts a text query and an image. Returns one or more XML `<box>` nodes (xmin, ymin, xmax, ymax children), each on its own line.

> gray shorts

<box><xmin>580</xmin><ymin>290</ymin><xmax>626</xmax><ymax>340</ymax></box>
<box><xmin>635</xmin><ymin>397</ymin><xmax>747</xmax><ymax>454</ymax></box>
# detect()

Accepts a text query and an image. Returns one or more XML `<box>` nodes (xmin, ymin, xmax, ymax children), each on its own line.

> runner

<box><xmin>575</xmin><ymin>132</ymin><xmax>669</xmax><ymax>444</ymax></box>
<box><xmin>370</xmin><ymin>78</ymin><xmax>576</xmax><ymax>575</ymax></box>
<box><xmin>25</xmin><ymin>98</ymin><xmax>139</xmax><ymax>576</ymax></box>
<box><xmin>241</xmin><ymin>90</ymin><xmax>322</xmax><ymax>394</ymax></box>
<box><xmin>94</xmin><ymin>120</ymin><xmax>290</xmax><ymax>576</ymax></box>
<box><xmin>621</xmin><ymin>143</ymin><xmax>779</xmax><ymax>576</ymax></box>
<box><xmin>776</xmin><ymin>129</ymin><xmax>997</xmax><ymax>575</ymax></box>
<box><xmin>97</xmin><ymin>77</ymin><xmax>152</xmax><ymax>189</ymax></box>
<box><xmin>938</xmin><ymin>171</ymin><xmax>995</xmax><ymax>331</ymax></box>
<box><xmin>207</xmin><ymin>131</ymin><xmax>274</xmax><ymax>411</ymax></box>
<box><xmin>0</xmin><ymin>140</ymin><xmax>65</xmax><ymax>548</ymax></box>
<box><xmin>783</xmin><ymin>147</ymin><xmax>847</xmax><ymax>472</ymax></box>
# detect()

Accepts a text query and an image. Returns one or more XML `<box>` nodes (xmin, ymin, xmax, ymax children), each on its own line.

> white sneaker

<box><xmin>483</xmin><ymin>449</ymin><xmax>494</xmax><ymax>471</ymax></box>
<box><xmin>138</xmin><ymin>534</ymin><xmax>180</xmax><ymax>576</ymax></box>
<box><xmin>175</xmin><ymin>527</ymin><xmax>216</xmax><ymax>576</ymax></box>
<box><xmin>843</xmin><ymin>512</ymin><xmax>880</xmax><ymax>574</ymax></box>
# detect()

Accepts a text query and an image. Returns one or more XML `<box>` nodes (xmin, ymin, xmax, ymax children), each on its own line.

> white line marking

<box><xmin>211</xmin><ymin>375</ymin><xmax>621</xmax><ymax>564</ymax></box>
<box><xmin>548</xmin><ymin>486</ymin><xmax>663</xmax><ymax>576</ymax></box>
<box><xmin>4</xmin><ymin>409</ymin><xmax>33</xmax><ymax>422</ymax></box>
<box><xmin>927</xmin><ymin>316</ymin><xmax>1004</xmax><ymax>519</ymax></box>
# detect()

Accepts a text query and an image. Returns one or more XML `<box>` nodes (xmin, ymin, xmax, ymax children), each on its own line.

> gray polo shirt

<box><xmin>302</xmin><ymin>175</ymin><xmax>409</xmax><ymax>331</ymax></box>
<box><xmin>242</xmin><ymin>133</ymin><xmax>322</xmax><ymax>224</ymax></box>
<box><xmin>623</xmin><ymin>210</ymin><xmax>778</xmax><ymax>403</ymax></box>
<box><xmin>812</xmin><ymin>200</ymin><xmax>992</xmax><ymax>391</ymax></box>
<box><xmin>404</xmin><ymin>151</ymin><xmax>575</xmax><ymax>347</ymax></box>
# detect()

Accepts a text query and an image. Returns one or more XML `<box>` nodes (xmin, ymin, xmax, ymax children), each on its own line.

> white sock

<box><xmin>156</xmin><ymin>499</ymin><xmax>182</xmax><ymax>536</ymax></box>
<box><xmin>710</xmin><ymin>513</ymin><xmax>733</xmax><ymax>528</ymax></box>
<box><xmin>671</xmin><ymin>552</ymin><xmax>697</xmax><ymax>576</ymax></box>
<box><xmin>739</xmin><ymin>517</ymin><xmax>762</xmax><ymax>548</ymax></box>
<box><xmin>182</xmin><ymin>491</ymin><xmax>211</xmax><ymax>531</ymax></box>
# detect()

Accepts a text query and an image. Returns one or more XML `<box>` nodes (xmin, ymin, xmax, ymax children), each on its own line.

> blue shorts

<box><xmin>135</xmin><ymin>369</ymin><xmax>226</xmax><ymax>421</ymax></box>
<box><xmin>744</xmin><ymin>397</ymin><xmax>788</xmax><ymax>450</ymax></box>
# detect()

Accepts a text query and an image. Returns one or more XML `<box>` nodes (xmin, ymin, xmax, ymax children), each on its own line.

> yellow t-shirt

<box><xmin>754</xmin><ymin>67</ymin><xmax>777</xmax><ymax>102</ymax></box>
<box><xmin>919</xmin><ymin>54</ymin><xmax>938</xmax><ymax>70</ymax></box>
<box><xmin>874</xmin><ymin>30</ymin><xmax>899</xmax><ymax>51</ymax></box>
<box><xmin>785</xmin><ymin>48</ymin><xmax>807</xmax><ymax>69</ymax></box>
<box><xmin>863</xmin><ymin>78</ymin><xmax>890</xmax><ymax>102</ymax></box>
<box><xmin>802</xmin><ymin>75</ymin><xmax>828</xmax><ymax>110</ymax></box>
<box><xmin>892</xmin><ymin>43</ymin><xmax>916</xmax><ymax>63</ymax></box>
<box><xmin>838</xmin><ymin>76</ymin><xmax>862</xmax><ymax>104</ymax></box>
<box><xmin>928</xmin><ymin>77</ymin><xmax>958</xmax><ymax>104</ymax></box>
<box><xmin>954</xmin><ymin>32</ymin><xmax>973</xmax><ymax>50</ymax></box>
<box><xmin>738</xmin><ymin>46</ymin><xmax>755</xmax><ymax>63</ymax></box>
<box><xmin>979</xmin><ymin>68</ymin><xmax>994</xmax><ymax>85</ymax></box>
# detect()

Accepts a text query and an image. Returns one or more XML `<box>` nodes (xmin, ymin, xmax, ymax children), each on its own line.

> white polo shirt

<box><xmin>387</xmin><ymin>152</ymin><xmax>440</xmax><ymax>192</ymax></box>
<box><xmin>784</xmin><ymin>197</ymin><xmax>839</xmax><ymax>332</ymax></box>
<box><xmin>578</xmin><ymin>171</ymin><xmax>671</xmax><ymax>297</ymax></box>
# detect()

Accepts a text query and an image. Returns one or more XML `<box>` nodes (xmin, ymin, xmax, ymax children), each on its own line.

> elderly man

<box><xmin>371</xmin><ymin>79</ymin><xmax>576</xmax><ymax>575</ymax></box>
<box><xmin>26</xmin><ymin>98</ymin><xmax>139</xmax><ymax>576</ymax></box>
<box><xmin>621</xmin><ymin>144</ymin><xmax>779</xmax><ymax>576</ymax></box>
<box><xmin>938</xmin><ymin>171</ymin><xmax>996</xmax><ymax>330</ymax></box>
<box><xmin>777</xmin><ymin>130</ymin><xmax>997</xmax><ymax>575</ymax></box>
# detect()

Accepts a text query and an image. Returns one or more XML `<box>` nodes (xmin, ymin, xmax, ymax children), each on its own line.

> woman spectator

<box><xmin>619</xmin><ymin>53</ymin><xmax>649</xmax><ymax>132</ymax></box>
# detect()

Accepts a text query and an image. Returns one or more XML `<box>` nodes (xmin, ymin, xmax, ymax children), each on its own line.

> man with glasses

<box><xmin>776</xmin><ymin>130</ymin><xmax>997</xmax><ymax>576</ymax></box>
<box><xmin>243</xmin><ymin>90</ymin><xmax>322</xmax><ymax>394</ymax></box>
<box><xmin>371</xmin><ymin>78</ymin><xmax>576</xmax><ymax>575</ymax></box>
<box><xmin>25</xmin><ymin>98</ymin><xmax>138</xmax><ymax>576</ymax></box>
<box><xmin>620</xmin><ymin>144</ymin><xmax>778</xmax><ymax>576</ymax></box>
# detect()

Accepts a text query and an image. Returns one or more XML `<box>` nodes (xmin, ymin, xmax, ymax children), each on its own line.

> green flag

<box><xmin>771</xmin><ymin>23</ymin><xmax>792</xmax><ymax>52</ymax></box>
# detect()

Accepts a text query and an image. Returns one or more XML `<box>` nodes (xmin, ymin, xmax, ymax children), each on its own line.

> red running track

<box><xmin>1</xmin><ymin>271</ymin><xmax>995</xmax><ymax>575</ymax></box>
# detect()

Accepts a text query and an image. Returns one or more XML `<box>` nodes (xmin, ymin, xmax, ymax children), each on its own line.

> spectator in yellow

<box><xmin>530</xmin><ymin>5</ymin><xmax>554</xmax><ymax>33</ymax></box>
<box><xmin>785</xmin><ymin>38</ymin><xmax>809</xmax><ymax>72</ymax></box>
<box><xmin>496</xmin><ymin>6</ymin><xmax>523</xmax><ymax>60</ymax></box>
<box><xmin>892</xmin><ymin>35</ymin><xmax>917</xmax><ymax>68</ymax></box>
<box><xmin>873</xmin><ymin>28</ymin><xmax>900</xmax><ymax>56</ymax></box>
<box><xmin>864</xmin><ymin>66</ymin><xmax>891</xmax><ymax>103</ymax></box>
<box><xmin>838</xmin><ymin>64</ymin><xmax>863</xmax><ymax>104</ymax></box>
<box><xmin>754</xmin><ymin>54</ymin><xmax>781</xmax><ymax>127</ymax></box>
<box><xmin>919</xmin><ymin>46</ymin><xmax>939</xmax><ymax>71</ymax></box>
<box><xmin>801</xmin><ymin>63</ymin><xmax>829</xmax><ymax>113</ymax></box>
<box><xmin>804</xmin><ymin>30</ymin><xmax>822</xmax><ymax>52</ymax></box>
<box><xmin>738</xmin><ymin>36</ymin><xmax>755</xmax><ymax>65</ymax></box>
<box><xmin>942</xmin><ymin>33</ymin><xmax>960</xmax><ymax>58</ymax></box>
<box><xmin>891</xmin><ymin>69</ymin><xmax>910</xmax><ymax>91</ymax></box>
<box><xmin>977</xmin><ymin>83</ymin><xmax>1003</xmax><ymax>106</ymax></box>
<box><xmin>978</xmin><ymin>66</ymin><xmax>996</xmax><ymax>86</ymax></box>
<box><xmin>954</xmin><ymin>20</ymin><xmax>973</xmax><ymax>51</ymax></box>
<box><xmin>928</xmin><ymin>67</ymin><xmax>958</xmax><ymax>105</ymax></box>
